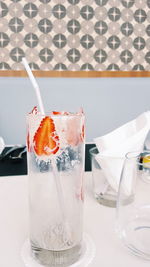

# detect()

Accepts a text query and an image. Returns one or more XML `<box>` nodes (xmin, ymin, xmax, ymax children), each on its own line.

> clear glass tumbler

<box><xmin>116</xmin><ymin>150</ymin><xmax>150</xmax><ymax>260</ymax></box>
<box><xmin>27</xmin><ymin>111</ymin><xmax>85</xmax><ymax>266</ymax></box>
<box><xmin>90</xmin><ymin>147</ymin><xmax>123</xmax><ymax>207</ymax></box>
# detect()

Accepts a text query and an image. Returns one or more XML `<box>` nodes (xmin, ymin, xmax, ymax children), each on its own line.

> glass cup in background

<box><xmin>27</xmin><ymin>111</ymin><xmax>85</xmax><ymax>266</ymax></box>
<box><xmin>90</xmin><ymin>147</ymin><xmax>124</xmax><ymax>207</ymax></box>
<box><xmin>116</xmin><ymin>150</ymin><xmax>150</xmax><ymax>260</ymax></box>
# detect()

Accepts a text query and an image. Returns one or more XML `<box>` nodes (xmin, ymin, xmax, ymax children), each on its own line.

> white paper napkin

<box><xmin>94</xmin><ymin>112</ymin><xmax>150</xmax><ymax>193</ymax></box>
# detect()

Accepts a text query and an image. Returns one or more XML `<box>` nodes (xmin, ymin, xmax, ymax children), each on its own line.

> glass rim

<box><xmin>89</xmin><ymin>147</ymin><xmax>125</xmax><ymax>159</ymax></box>
<box><xmin>89</xmin><ymin>147</ymin><xmax>97</xmax><ymax>154</ymax></box>
<box><xmin>89</xmin><ymin>148</ymin><xmax>150</xmax><ymax>165</ymax></box>
<box><xmin>27</xmin><ymin>112</ymin><xmax>84</xmax><ymax>118</ymax></box>
<box><xmin>125</xmin><ymin>150</ymin><xmax>150</xmax><ymax>166</ymax></box>
<box><xmin>125</xmin><ymin>150</ymin><xmax>150</xmax><ymax>158</ymax></box>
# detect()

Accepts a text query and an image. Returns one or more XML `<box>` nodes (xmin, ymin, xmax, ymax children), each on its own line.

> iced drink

<box><xmin>27</xmin><ymin>108</ymin><xmax>85</xmax><ymax>266</ymax></box>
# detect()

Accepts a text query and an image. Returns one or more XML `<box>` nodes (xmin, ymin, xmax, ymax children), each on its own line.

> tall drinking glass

<box><xmin>116</xmin><ymin>150</ymin><xmax>150</xmax><ymax>260</ymax></box>
<box><xmin>27</xmin><ymin>111</ymin><xmax>85</xmax><ymax>266</ymax></box>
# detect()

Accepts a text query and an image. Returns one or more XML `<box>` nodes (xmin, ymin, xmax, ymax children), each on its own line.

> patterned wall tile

<box><xmin>0</xmin><ymin>0</ymin><xmax>150</xmax><ymax>71</ymax></box>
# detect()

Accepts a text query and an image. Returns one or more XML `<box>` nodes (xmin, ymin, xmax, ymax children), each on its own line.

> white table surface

<box><xmin>0</xmin><ymin>172</ymin><xmax>150</xmax><ymax>267</ymax></box>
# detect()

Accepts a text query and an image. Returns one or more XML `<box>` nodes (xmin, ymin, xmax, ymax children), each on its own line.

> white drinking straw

<box><xmin>22</xmin><ymin>58</ymin><xmax>45</xmax><ymax>115</ymax></box>
<box><xmin>22</xmin><ymin>57</ymin><xmax>71</xmax><ymax>244</ymax></box>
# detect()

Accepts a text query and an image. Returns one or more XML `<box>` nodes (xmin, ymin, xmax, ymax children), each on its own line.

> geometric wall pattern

<box><xmin>0</xmin><ymin>0</ymin><xmax>150</xmax><ymax>71</ymax></box>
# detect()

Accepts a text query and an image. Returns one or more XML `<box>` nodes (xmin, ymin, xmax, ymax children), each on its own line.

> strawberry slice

<box><xmin>33</xmin><ymin>116</ymin><xmax>59</xmax><ymax>156</ymax></box>
<box><xmin>27</xmin><ymin>131</ymin><xmax>30</xmax><ymax>152</ymax></box>
<box><xmin>80</xmin><ymin>124</ymin><xmax>85</xmax><ymax>142</ymax></box>
<box><xmin>30</xmin><ymin>106</ymin><xmax>38</xmax><ymax>114</ymax></box>
<box><xmin>51</xmin><ymin>111</ymin><xmax>69</xmax><ymax>115</ymax></box>
<box><xmin>51</xmin><ymin>111</ymin><xmax>62</xmax><ymax>115</ymax></box>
